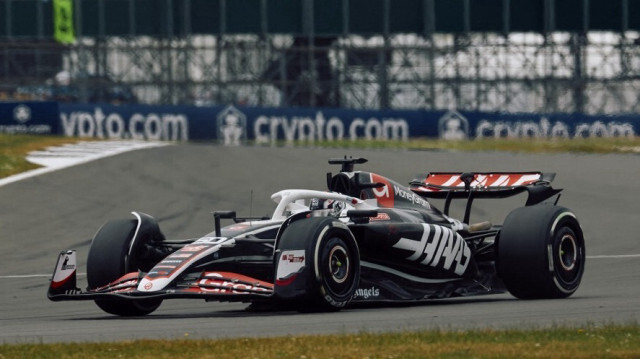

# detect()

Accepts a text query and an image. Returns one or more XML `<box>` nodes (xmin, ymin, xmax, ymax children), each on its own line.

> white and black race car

<box><xmin>48</xmin><ymin>157</ymin><xmax>586</xmax><ymax>315</ymax></box>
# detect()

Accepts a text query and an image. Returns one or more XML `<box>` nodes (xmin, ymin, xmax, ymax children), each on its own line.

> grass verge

<box><xmin>1</xmin><ymin>324</ymin><xmax>638</xmax><ymax>358</ymax></box>
<box><xmin>0</xmin><ymin>134</ymin><xmax>84</xmax><ymax>178</ymax></box>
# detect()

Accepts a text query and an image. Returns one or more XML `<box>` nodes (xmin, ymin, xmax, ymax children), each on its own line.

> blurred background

<box><xmin>1</xmin><ymin>0</ymin><xmax>639</xmax><ymax>115</ymax></box>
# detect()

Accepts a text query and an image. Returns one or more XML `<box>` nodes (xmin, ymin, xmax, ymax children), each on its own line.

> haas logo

<box><xmin>393</xmin><ymin>224</ymin><xmax>471</xmax><ymax>276</ymax></box>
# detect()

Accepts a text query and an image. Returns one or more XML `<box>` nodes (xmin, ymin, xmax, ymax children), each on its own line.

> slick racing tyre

<box><xmin>87</xmin><ymin>214</ymin><xmax>165</xmax><ymax>316</ymax></box>
<box><xmin>497</xmin><ymin>205</ymin><xmax>585</xmax><ymax>299</ymax></box>
<box><xmin>275</xmin><ymin>217</ymin><xmax>360</xmax><ymax>311</ymax></box>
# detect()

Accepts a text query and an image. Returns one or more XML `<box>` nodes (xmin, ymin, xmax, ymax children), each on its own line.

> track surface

<box><xmin>1</xmin><ymin>145</ymin><xmax>639</xmax><ymax>343</ymax></box>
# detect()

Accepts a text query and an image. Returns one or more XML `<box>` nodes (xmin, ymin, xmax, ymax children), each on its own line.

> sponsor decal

<box><xmin>169</xmin><ymin>253</ymin><xmax>193</xmax><ymax>259</ymax></box>
<box><xmin>322</xmin><ymin>293</ymin><xmax>348</xmax><ymax>307</ymax></box>
<box><xmin>438</xmin><ymin>111</ymin><xmax>636</xmax><ymax>140</ymax></box>
<box><xmin>225</xmin><ymin>223</ymin><xmax>250</xmax><ymax>231</ymax></box>
<box><xmin>217</xmin><ymin>105</ymin><xmax>246</xmax><ymax>146</ymax></box>
<box><xmin>0</xmin><ymin>123</ymin><xmax>52</xmax><ymax>134</ymax></box>
<box><xmin>370</xmin><ymin>174</ymin><xmax>430</xmax><ymax>209</ymax></box>
<box><xmin>254</xmin><ymin>111</ymin><xmax>409</xmax><ymax>144</ymax></box>
<box><xmin>152</xmin><ymin>265</ymin><xmax>178</xmax><ymax>269</ymax></box>
<box><xmin>369</xmin><ymin>213</ymin><xmax>391</xmax><ymax>221</ymax></box>
<box><xmin>144</xmin><ymin>282</ymin><xmax>153</xmax><ymax>290</ymax></box>
<box><xmin>276</xmin><ymin>250</ymin><xmax>306</xmax><ymax>285</ymax></box>
<box><xmin>159</xmin><ymin>259</ymin><xmax>183</xmax><ymax>264</ymax></box>
<box><xmin>55</xmin><ymin>104</ymin><xmax>637</xmax><ymax>142</ymax></box>
<box><xmin>194</xmin><ymin>237</ymin><xmax>226</xmax><ymax>244</ymax></box>
<box><xmin>13</xmin><ymin>105</ymin><xmax>31</xmax><ymax>124</ymax></box>
<box><xmin>180</xmin><ymin>245</ymin><xmax>210</xmax><ymax>252</ymax></box>
<box><xmin>393</xmin><ymin>185</ymin><xmax>430</xmax><ymax>208</ymax></box>
<box><xmin>60</xmin><ymin>107</ymin><xmax>188</xmax><ymax>140</ymax></box>
<box><xmin>197</xmin><ymin>279</ymin><xmax>270</xmax><ymax>293</ymax></box>
<box><xmin>61</xmin><ymin>255</ymin><xmax>75</xmax><ymax>270</ymax></box>
<box><xmin>371</xmin><ymin>173</ymin><xmax>394</xmax><ymax>208</ymax></box>
<box><xmin>197</xmin><ymin>272</ymin><xmax>272</xmax><ymax>294</ymax></box>
<box><xmin>393</xmin><ymin>224</ymin><xmax>471</xmax><ymax>276</ymax></box>
<box><xmin>51</xmin><ymin>251</ymin><xmax>76</xmax><ymax>288</ymax></box>
<box><xmin>0</xmin><ymin>103</ymin><xmax>53</xmax><ymax>134</ymax></box>
<box><xmin>283</xmin><ymin>253</ymin><xmax>305</xmax><ymax>263</ymax></box>
<box><xmin>353</xmin><ymin>286</ymin><xmax>381</xmax><ymax>299</ymax></box>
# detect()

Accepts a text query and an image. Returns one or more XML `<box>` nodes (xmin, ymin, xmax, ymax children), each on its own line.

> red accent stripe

<box><xmin>51</xmin><ymin>272</ymin><xmax>74</xmax><ymax>289</ymax></box>
<box><xmin>422</xmin><ymin>173</ymin><xmax>541</xmax><ymax>189</ymax></box>
<box><xmin>201</xmin><ymin>271</ymin><xmax>274</xmax><ymax>289</ymax></box>
<box><xmin>275</xmin><ymin>274</ymin><xmax>297</xmax><ymax>287</ymax></box>
<box><xmin>92</xmin><ymin>272</ymin><xmax>139</xmax><ymax>291</ymax></box>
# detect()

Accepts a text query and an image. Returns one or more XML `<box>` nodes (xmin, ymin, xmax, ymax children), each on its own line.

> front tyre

<box><xmin>315</xmin><ymin>233</ymin><xmax>358</xmax><ymax>308</ymax></box>
<box><xmin>497</xmin><ymin>205</ymin><xmax>585</xmax><ymax>299</ymax></box>
<box><xmin>87</xmin><ymin>216</ymin><xmax>163</xmax><ymax>316</ymax></box>
<box><xmin>275</xmin><ymin>217</ymin><xmax>360</xmax><ymax>311</ymax></box>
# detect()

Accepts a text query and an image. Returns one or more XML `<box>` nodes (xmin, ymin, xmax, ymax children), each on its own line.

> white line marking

<box><xmin>586</xmin><ymin>254</ymin><xmax>640</xmax><ymax>259</ymax></box>
<box><xmin>0</xmin><ymin>140</ymin><xmax>169</xmax><ymax>188</ymax></box>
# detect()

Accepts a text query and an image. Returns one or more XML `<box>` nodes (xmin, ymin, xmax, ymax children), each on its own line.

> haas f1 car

<box><xmin>48</xmin><ymin>157</ymin><xmax>585</xmax><ymax>315</ymax></box>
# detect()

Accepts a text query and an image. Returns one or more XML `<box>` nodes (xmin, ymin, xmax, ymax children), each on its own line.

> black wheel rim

<box><xmin>323</xmin><ymin>239</ymin><xmax>354</xmax><ymax>297</ymax></box>
<box><xmin>328</xmin><ymin>245</ymin><xmax>350</xmax><ymax>284</ymax></box>
<box><xmin>554</xmin><ymin>228</ymin><xmax>583</xmax><ymax>285</ymax></box>
<box><xmin>558</xmin><ymin>233</ymin><xmax>577</xmax><ymax>271</ymax></box>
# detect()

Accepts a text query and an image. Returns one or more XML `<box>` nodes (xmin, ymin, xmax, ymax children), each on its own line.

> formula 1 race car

<box><xmin>48</xmin><ymin>157</ymin><xmax>586</xmax><ymax>316</ymax></box>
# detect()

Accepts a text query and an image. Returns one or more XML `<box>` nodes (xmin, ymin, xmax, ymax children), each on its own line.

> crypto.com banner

<box><xmin>57</xmin><ymin>104</ymin><xmax>638</xmax><ymax>143</ymax></box>
<box><xmin>0</xmin><ymin>102</ymin><xmax>59</xmax><ymax>135</ymax></box>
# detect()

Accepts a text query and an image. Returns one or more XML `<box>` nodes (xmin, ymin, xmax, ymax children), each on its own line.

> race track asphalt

<box><xmin>1</xmin><ymin>144</ymin><xmax>638</xmax><ymax>343</ymax></box>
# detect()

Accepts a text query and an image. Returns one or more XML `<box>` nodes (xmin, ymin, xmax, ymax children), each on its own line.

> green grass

<box><xmin>0</xmin><ymin>134</ymin><xmax>85</xmax><ymax>178</ymax></box>
<box><xmin>1</xmin><ymin>324</ymin><xmax>638</xmax><ymax>358</ymax></box>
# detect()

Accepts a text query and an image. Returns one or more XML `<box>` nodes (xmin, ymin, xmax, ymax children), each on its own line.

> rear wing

<box><xmin>410</xmin><ymin>172</ymin><xmax>561</xmax><ymax>223</ymax></box>
<box><xmin>410</xmin><ymin>172</ymin><xmax>556</xmax><ymax>197</ymax></box>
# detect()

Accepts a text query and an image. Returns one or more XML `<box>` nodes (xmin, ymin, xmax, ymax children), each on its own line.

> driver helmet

<box><xmin>309</xmin><ymin>198</ymin><xmax>334</xmax><ymax>211</ymax></box>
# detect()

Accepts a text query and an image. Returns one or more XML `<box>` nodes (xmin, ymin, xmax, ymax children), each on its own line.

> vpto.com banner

<box><xmin>57</xmin><ymin>104</ymin><xmax>414</xmax><ymax>142</ymax></box>
<box><xmin>57</xmin><ymin>104</ymin><xmax>639</xmax><ymax>143</ymax></box>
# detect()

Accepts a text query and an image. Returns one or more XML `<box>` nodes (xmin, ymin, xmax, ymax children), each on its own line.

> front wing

<box><xmin>48</xmin><ymin>250</ymin><xmax>274</xmax><ymax>302</ymax></box>
<box><xmin>48</xmin><ymin>250</ymin><xmax>503</xmax><ymax>307</ymax></box>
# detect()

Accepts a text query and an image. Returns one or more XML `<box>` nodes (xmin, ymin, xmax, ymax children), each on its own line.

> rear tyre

<box><xmin>275</xmin><ymin>217</ymin><xmax>360</xmax><ymax>311</ymax></box>
<box><xmin>87</xmin><ymin>217</ymin><xmax>163</xmax><ymax>316</ymax></box>
<box><xmin>497</xmin><ymin>205</ymin><xmax>585</xmax><ymax>299</ymax></box>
